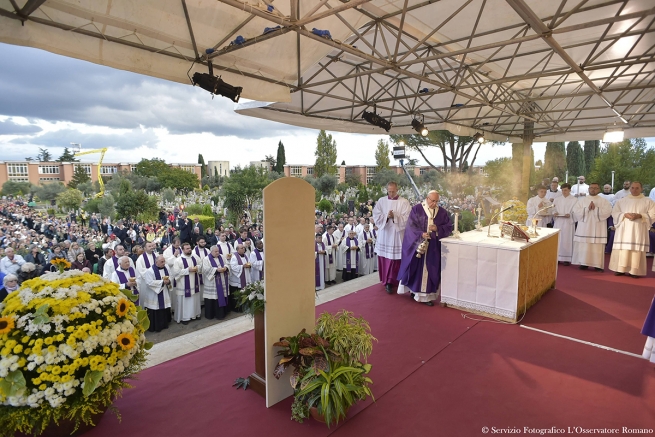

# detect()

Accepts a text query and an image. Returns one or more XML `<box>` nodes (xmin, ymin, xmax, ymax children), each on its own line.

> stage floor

<box><xmin>86</xmin><ymin>255</ymin><xmax>655</xmax><ymax>437</ymax></box>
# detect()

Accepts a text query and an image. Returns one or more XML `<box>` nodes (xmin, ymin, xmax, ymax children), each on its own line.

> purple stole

<box><xmin>315</xmin><ymin>242</ymin><xmax>326</xmax><ymax>286</ymax></box>
<box><xmin>325</xmin><ymin>234</ymin><xmax>334</xmax><ymax>264</ymax></box>
<box><xmin>115</xmin><ymin>267</ymin><xmax>138</xmax><ymax>305</ymax></box>
<box><xmin>235</xmin><ymin>254</ymin><xmax>248</xmax><ymax>288</ymax></box>
<box><xmin>362</xmin><ymin>231</ymin><xmax>373</xmax><ymax>259</ymax></box>
<box><xmin>112</xmin><ymin>256</ymin><xmax>119</xmax><ymax>269</ymax></box>
<box><xmin>181</xmin><ymin>257</ymin><xmax>200</xmax><ymax>298</ymax></box>
<box><xmin>142</xmin><ymin>253</ymin><xmax>156</xmax><ymax>269</ymax></box>
<box><xmin>151</xmin><ymin>265</ymin><xmax>169</xmax><ymax>309</ymax></box>
<box><xmin>193</xmin><ymin>247</ymin><xmax>207</xmax><ymax>285</ymax></box>
<box><xmin>253</xmin><ymin>249</ymin><xmax>264</xmax><ymax>280</ymax></box>
<box><xmin>208</xmin><ymin>256</ymin><xmax>228</xmax><ymax>308</ymax></box>
<box><xmin>345</xmin><ymin>238</ymin><xmax>359</xmax><ymax>273</ymax></box>
<box><xmin>218</xmin><ymin>243</ymin><xmax>232</xmax><ymax>255</ymax></box>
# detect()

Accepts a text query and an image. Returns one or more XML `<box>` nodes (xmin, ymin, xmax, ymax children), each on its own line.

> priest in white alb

<box><xmin>572</xmin><ymin>182</ymin><xmax>612</xmax><ymax>272</ymax></box>
<box><xmin>373</xmin><ymin>181</ymin><xmax>411</xmax><ymax>294</ymax></box>
<box><xmin>322</xmin><ymin>226</ymin><xmax>338</xmax><ymax>285</ymax></box>
<box><xmin>173</xmin><ymin>242</ymin><xmax>202</xmax><ymax>324</ymax></box>
<box><xmin>202</xmin><ymin>245</ymin><xmax>230</xmax><ymax>320</ymax></box>
<box><xmin>333</xmin><ymin>223</ymin><xmax>345</xmax><ymax>271</ymax></box>
<box><xmin>229</xmin><ymin>244</ymin><xmax>252</xmax><ymax>311</ymax></box>
<box><xmin>609</xmin><ymin>182</ymin><xmax>655</xmax><ymax>277</ymax></box>
<box><xmin>358</xmin><ymin>223</ymin><xmax>376</xmax><ymax>276</ymax></box>
<box><xmin>111</xmin><ymin>256</ymin><xmax>140</xmax><ymax>305</ymax></box>
<box><xmin>142</xmin><ymin>255</ymin><xmax>172</xmax><ymax>332</ymax></box>
<box><xmin>526</xmin><ymin>186</ymin><xmax>553</xmax><ymax>227</ymax></box>
<box><xmin>315</xmin><ymin>233</ymin><xmax>327</xmax><ymax>291</ymax></box>
<box><xmin>552</xmin><ymin>184</ymin><xmax>578</xmax><ymax>265</ymax></box>
<box><xmin>163</xmin><ymin>238</ymin><xmax>181</xmax><ymax>314</ymax></box>
<box><xmin>250</xmin><ymin>240</ymin><xmax>264</xmax><ymax>282</ymax></box>
<box><xmin>136</xmin><ymin>242</ymin><xmax>157</xmax><ymax>298</ymax></box>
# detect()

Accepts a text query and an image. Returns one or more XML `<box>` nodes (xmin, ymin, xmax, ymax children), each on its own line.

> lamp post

<box><xmin>611</xmin><ymin>170</ymin><xmax>615</xmax><ymax>191</ymax></box>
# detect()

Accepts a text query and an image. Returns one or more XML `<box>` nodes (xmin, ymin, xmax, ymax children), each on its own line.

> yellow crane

<box><xmin>73</xmin><ymin>147</ymin><xmax>108</xmax><ymax>198</ymax></box>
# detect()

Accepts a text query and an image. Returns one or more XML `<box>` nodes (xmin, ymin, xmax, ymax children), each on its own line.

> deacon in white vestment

<box><xmin>315</xmin><ymin>234</ymin><xmax>327</xmax><ymax>291</ymax></box>
<box><xmin>358</xmin><ymin>224</ymin><xmax>376</xmax><ymax>276</ymax></box>
<box><xmin>216</xmin><ymin>232</ymin><xmax>234</xmax><ymax>263</ymax></box>
<box><xmin>202</xmin><ymin>246</ymin><xmax>230</xmax><ymax>320</ymax></box>
<box><xmin>163</xmin><ymin>238</ymin><xmax>182</xmax><ymax>315</ymax></box>
<box><xmin>572</xmin><ymin>183</ymin><xmax>612</xmax><ymax>271</ymax></box>
<box><xmin>172</xmin><ymin>243</ymin><xmax>202</xmax><ymax>324</ymax></box>
<box><xmin>333</xmin><ymin>224</ymin><xmax>345</xmax><ymax>271</ymax></box>
<box><xmin>142</xmin><ymin>256</ymin><xmax>172</xmax><ymax>332</ymax></box>
<box><xmin>322</xmin><ymin>226</ymin><xmax>338</xmax><ymax>284</ymax></box>
<box><xmin>526</xmin><ymin>186</ymin><xmax>554</xmax><ymax>227</ymax></box>
<box><xmin>249</xmin><ymin>241</ymin><xmax>264</xmax><ymax>283</ymax></box>
<box><xmin>614</xmin><ymin>181</ymin><xmax>631</xmax><ymax>202</ymax></box>
<box><xmin>102</xmin><ymin>245</ymin><xmax>133</xmax><ymax>279</ymax></box>
<box><xmin>372</xmin><ymin>182</ymin><xmax>411</xmax><ymax>293</ymax></box>
<box><xmin>609</xmin><ymin>182</ymin><xmax>655</xmax><ymax>277</ymax></box>
<box><xmin>571</xmin><ymin>176</ymin><xmax>590</xmax><ymax>198</ymax></box>
<box><xmin>110</xmin><ymin>256</ymin><xmax>140</xmax><ymax>306</ymax></box>
<box><xmin>229</xmin><ymin>244</ymin><xmax>252</xmax><ymax>311</ymax></box>
<box><xmin>599</xmin><ymin>185</ymin><xmax>616</xmax><ymax>206</ymax></box>
<box><xmin>552</xmin><ymin>184</ymin><xmax>578</xmax><ymax>264</ymax></box>
<box><xmin>135</xmin><ymin>242</ymin><xmax>157</xmax><ymax>298</ymax></box>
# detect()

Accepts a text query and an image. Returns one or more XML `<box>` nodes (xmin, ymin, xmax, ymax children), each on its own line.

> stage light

<box><xmin>473</xmin><ymin>132</ymin><xmax>485</xmax><ymax>143</ymax></box>
<box><xmin>362</xmin><ymin>109</ymin><xmax>392</xmax><ymax>132</ymax></box>
<box><xmin>191</xmin><ymin>62</ymin><xmax>243</xmax><ymax>102</ymax></box>
<box><xmin>411</xmin><ymin>115</ymin><xmax>429</xmax><ymax>137</ymax></box>
<box><xmin>603</xmin><ymin>130</ymin><xmax>624</xmax><ymax>142</ymax></box>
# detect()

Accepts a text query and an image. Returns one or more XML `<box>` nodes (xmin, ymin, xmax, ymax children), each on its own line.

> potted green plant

<box><xmin>315</xmin><ymin>310</ymin><xmax>376</xmax><ymax>365</ymax></box>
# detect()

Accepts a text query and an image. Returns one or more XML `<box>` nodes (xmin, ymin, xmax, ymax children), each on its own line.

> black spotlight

<box><xmin>192</xmin><ymin>62</ymin><xmax>243</xmax><ymax>102</ymax></box>
<box><xmin>362</xmin><ymin>108</ymin><xmax>392</xmax><ymax>132</ymax></box>
<box><xmin>473</xmin><ymin>132</ymin><xmax>485</xmax><ymax>143</ymax></box>
<box><xmin>411</xmin><ymin>115</ymin><xmax>429</xmax><ymax>136</ymax></box>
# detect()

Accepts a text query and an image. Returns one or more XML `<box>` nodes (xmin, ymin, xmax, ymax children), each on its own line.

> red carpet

<box><xmin>520</xmin><ymin>254</ymin><xmax>655</xmax><ymax>354</ymax></box>
<box><xmin>85</xmin><ymin>268</ymin><xmax>655</xmax><ymax>437</ymax></box>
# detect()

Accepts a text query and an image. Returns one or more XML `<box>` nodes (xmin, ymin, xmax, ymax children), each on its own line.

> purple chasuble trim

<box><xmin>345</xmin><ymin>238</ymin><xmax>359</xmax><ymax>273</ymax></box>
<box><xmin>143</xmin><ymin>253</ymin><xmax>155</xmax><ymax>269</ymax></box>
<box><xmin>235</xmin><ymin>254</ymin><xmax>247</xmax><ymax>288</ymax></box>
<box><xmin>151</xmin><ymin>265</ymin><xmax>169</xmax><ymax>309</ymax></box>
<box><xmin>116</xmin><ymin>267</ymin><xmax>139</xmax><ymax>305</ymax></box>
<box><xmin>112</xmin><ymin>256</ymin><xmax>119</xmax><ymax>269</ymax></box>
<box><xmin>326</xmin><ymin>234</ymin><xmax>334</xmax><ymax>264</ymax></box>
<box><xmin>254</xmin><ymin>249</ymin><xmax>264</xmax><ymax>280</ymax></box>
<box><xmin>181</xmin><ymin>257</ymin><xmax>200</xmax><ymax>298</ymax></box>
<box><xmin>208</xmin><ymin>256</ymin><xmax>228</xmax><ymax>307</ymax></box>
<box><xmin>363</xmin><ymin>232</ymin><xmax>372</xmax><ymax>258</ymax></box>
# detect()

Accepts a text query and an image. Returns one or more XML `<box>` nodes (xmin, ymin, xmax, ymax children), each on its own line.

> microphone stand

<box><xmin>487</xmin><ymin>205</ymin><xmax>515</xmax><ymax>238</ymax></box>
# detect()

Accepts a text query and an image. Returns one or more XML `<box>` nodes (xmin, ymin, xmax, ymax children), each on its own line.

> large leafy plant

<box><xmin>315</xmin><ymin>310</ymin><xmax>376</xmax><ymax>365</ymax></box>
<box><xmin>272</xmin><ymin>329</ymin><xmax>339</xmax><ymax>380</ymax></box>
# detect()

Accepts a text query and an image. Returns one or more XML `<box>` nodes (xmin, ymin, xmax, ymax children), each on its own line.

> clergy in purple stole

<box><xmin>202</xmin><ymin>246</ymin><xmax>230</xmax><ymax>320</ymax></box>
<box><xmin>649</xmin><ymin>224</ymin><xmax>655</xmax><ymax>256</ymax></box>
<box><xmin>605</xmin><ymin>216</ymin><xmax>615</xmax><ymax>254</ymax></box>
<box><xmin>641</xmin><ymin>294</ymin><xmax>655</xmax><ymax>364</ymax></box>
<box><xmin>397</xmin><ymin>191</ymin><xmax>453</xmax><ymax>306</ymax></box>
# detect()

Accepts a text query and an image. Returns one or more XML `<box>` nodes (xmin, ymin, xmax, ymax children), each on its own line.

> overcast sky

<box><xmin>0</xmin><ymin>42</ymin><xmax>649</xmax><ymax>169</ymax></box>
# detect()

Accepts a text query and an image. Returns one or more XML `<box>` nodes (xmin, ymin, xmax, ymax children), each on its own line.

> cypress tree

<box><xmin>583</xmin><ymin>140</ymin><xmax>600</xmax><ymax>175</ymax></box>
<box><xmin>543</xmin><ymin>142</ymin><xmax>567</xmax><ymax>180</ymax></box>
<box><xmin>275</xmin><ymin>141</ymin><xmax>286</xmax><ymax>173</ymax></box>
<box><xmin>566</xmin><ymin>141</ymin><xmax>585</xmax><ymax>181</ymax></box>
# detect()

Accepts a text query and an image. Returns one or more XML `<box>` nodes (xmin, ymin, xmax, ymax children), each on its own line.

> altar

<box><xmin>440</xmin><ymin>225</ymin><xmax>559</xmax><ymax>322</ymax></box>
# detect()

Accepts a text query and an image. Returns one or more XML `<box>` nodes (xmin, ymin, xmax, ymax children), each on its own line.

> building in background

<box><xmin>0</xmin><ymin>161</ymin><xmax>202</xmax><ymax>187</ymax></box>
<box><xmin>207</xmin><ymin>160</ymin><xmax>230</xmax><ymax>178</ymax></box>
<box><xmin>249</xmin><ymin>161</ymin><xmax>272</xmax><ymax>172</ymax></box>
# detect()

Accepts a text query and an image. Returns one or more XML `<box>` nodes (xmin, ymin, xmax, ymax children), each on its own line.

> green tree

<box><xmin>214</xmin><ymin>166</ymin><xmax>219</xmax><ymax>177</ymax></box>
<box><xmin>345</xmin><ymin>173</ymin><xmax>361</xmax><ymax>187</ymax></box>
<box><xmin>584</xmin><ymin>140</ymin><xmax>600</xmax><ymax>175</ymax></box>
<box><xmin>543</xmin><ymin>142</ymin><xmax>567</xmax><ymax>179</ymax></box>
<box><xmin>484</xmin><ymin>157</ymin><xmax>514</xmax><ymax>201</ymax></box>
<box><xmin>134</xmin><ymin>158</ymin><xmax>170</xmax><ymax>178</ymax></box>
<box><xmin>314</xmin><ymin>130</ymin><xmax>338</xmax><ymax>177</ymax></box>
<box><xmin>315</xmin><ymin>174</ymin><xmax>337</xmax><ymax>197</ymax></box>
<box><xmin>56</xmin><ymin>147</ymin><xmax>79</xmax><ymax>162</ymax></box>
<box><xmin>159</xmin><ymin>168</ymin><xmax>199</xmax><ymax>192</ymax></box>
<box><xmin>589</xmin><ymin>138</ymin><xmax>655</xmax><ymax>191</ymax></box>
<box><xmin>33</xmin><ymin>182</ymin><xmax>66</xmax><ymax>202</ymax></box>
<box><xmin>57</xmin><ymin>189</ymin><xmax>84</xmax><ymax>211</ymax></box>
<box><xmin>37</xmin><ymin>148</ymin><xmax>52</xmax><ymax>162</ymax></box>
<box><xmin>275</xmin><ymin>140</ymin><xmax>286</xmax><ymax>173</ymax></box>
<box><xmin>116</xmin><ymin>190</ymin><xmax>158</xmax><ymax>219</ymax></box>
<box><xmin>162</xmin><ymin>188</ymin><xmax>176</xmax><ymax>203</ymax></box>
<box><xmin>198</xmin><ymin>154</ymin><xmax>206</xmax><ymax>178</ymax></box>
<box><xmin>145</xmin><ymin>177</ymin><xmax>162</xmax><ymax>193</ymax></box>
<box><xmin>222</xmin><ymin>165</ymin><xmax>269</xmax><ymax>217</ymax></box>
<box><xmin>68</xmin><ymin>165</ymin><xmax>91</xmax><ymax>189</ymax></box>
<box><xmin>420</xmin><ymin>170</ymin><xmax>443</xmax><ymax>188</ymax></box>
<box><xmin>77</xmin><ymin>181</ymin><xmax>94</xmax><ymax>196</ymax></box>
<box><xmin>512</xmin><ymin>143</ymin><xmax>536</xmax><ymax>193</ymax></box>
<box><xmin>1</xmin><ymin>180</ymin><xmax>32</xmax><ymax>196</ymax></box>
<box><xmin>98</xmin><ymin>193</ymin><xmax>116</xmax><ymax>219</ymax></box>
<box><xmin>566</xmin><ymin>141</ymin><xmax>585</xmax><ymax>180</ymax></box>
<box><xmin>317</xmin><ymin>198</ymin><xmax>333</xmax><ymax>214</ymax></box>
<box><xmin>372</xmin><ymin>168</ymin><xmax>401</xmax><ymax>187</ymax></box>
<box><xmin>264</xmin><ymin>155</ymin><xmax>276</xmax><ymax>170</ymax></box>
<box><xmin>375</xmin><ymin>139</ymin><xmax>391</xmax><ymax>171</ymax></box>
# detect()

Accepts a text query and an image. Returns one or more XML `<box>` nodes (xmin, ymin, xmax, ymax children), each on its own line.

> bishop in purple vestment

<box><xmin>397</xmin><ymin>191</ymin><xmax>453</xmax><ymax>306</ymax></box>
<box><xmin>641</xmin><ymin>295</ymin><xmax>655</xmax><ymax>364</ymax></box>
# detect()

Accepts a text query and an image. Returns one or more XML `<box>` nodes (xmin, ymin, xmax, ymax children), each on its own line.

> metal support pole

<box><xmin>399</xmin><ymin>159</ymin><xmax>422</xmax><ymax>203</ymax></box>
<box><xmin>521</xmin><ymin>115</ymin><xmax>534</xmax><ymax>203</ymax></box>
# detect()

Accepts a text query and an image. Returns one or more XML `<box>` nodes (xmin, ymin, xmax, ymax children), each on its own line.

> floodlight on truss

<box><xmin>190</xmin><ymin>62</ymin><xmax>243</xmax><ymax>102</ymax></box>
<box><xmin>361</xmin><ymin>106</ymin><xmax>391</xmax><ymax>132</ymax></box>
<box><xmin>473</xmin><ymin>133</ymin><xmax>485</xmax><ymax>143</ymax></box>
<box><xmin>411</xmin><ymin>114</ymin><xmax>429</xmax><ymax>137</ymax></box>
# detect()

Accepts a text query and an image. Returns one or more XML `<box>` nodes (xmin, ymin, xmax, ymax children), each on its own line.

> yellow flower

<box><xmin>32</xmin><ymin>378</ymin><xmax>41</xmax><ymax>385</ymax></box>
<box><xmin>103</xmin><ymin>346</ymin><xmax>111</xmax><ymax>354</ymax></box>
<box><xmin>0</xmin><ymin>347</ymin><xmax>9</xmax><ymax>356</ymax></box>
<box><xmin>47</xmin><ymin>345</ymin><xmax>57</xmax><ymax>354</ymax></box>
<box><xmin>5</xmin><ymin>340</ymin><xmax>17</xmax><ymax>350</ymax></box>
<box><xmin>39</xmin><ymin>384</ymin><xmax>46</xmax><ymax>391</ymax></box>
<box><xmin>52</xmin><ymin>366</ymin><xmax>62</xmax><ymax>375</ymax></box>
<box><xmin>13</xmin><ymin>345</ymin><xmax>23</xmax><ymax>354</ymax></box>
<box><xmin>116</xmin><ymin>299</ymin><xmax>130</xmax><ymax>317</ymax></box>
<box><xmin>44</xmin><ymin>337</ymin><xmax>54</xmax><ymax>345</ymax></box>
<box><xmin>117</xmin><ymin>333</ymin><xmax>136</xmax><ymax>350</ymax></box>
<box><xmin>56</xmin><ymin>334</ymin><xmax>65</xmax><ymax>342</ymax></box>
<box><xmin>66</xmin><ymin>326</ymin><xmax>75</xmax><ymax>333</ymax></box>
<box><xmin>21</xmin><ymin>336</ymin><xmax>30</xmax><ymax>344</ymax></box>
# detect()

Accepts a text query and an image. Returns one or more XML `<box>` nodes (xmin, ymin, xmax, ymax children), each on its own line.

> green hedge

<box><xmin>188</xmin><ymin>215</ymin><xmax>215</xmax><ymax>233</ymax></box>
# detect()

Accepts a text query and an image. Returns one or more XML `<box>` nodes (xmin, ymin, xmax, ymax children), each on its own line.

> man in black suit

<box><xmin>113</xmin><ymin>221</ymin><xmax>129</xmax><ymax>249</ymax></box>
<box><xmin>177</xmin><ymin>213</ymin><xmax>191</xmax><ymax>245</ymax></box>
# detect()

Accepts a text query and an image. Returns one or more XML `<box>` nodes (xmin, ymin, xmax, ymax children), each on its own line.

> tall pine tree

<box><xmin>274</xmin><ymin>141</ymin><xmax>286</xmax><ymax>173</ymax></box>
<box><xmin>314</xmin><ymin>130</ymin><xmax>338</xmax><ymax>177</ymax></box>
<box><xmin>543</xmin><ymin>142</ymin><xmax>567</xmax><ymax>180</ymax></box>
<box><xmin>57</xmin><ymin>147</ymin><xmax>79</xmax><ymax>162</ymax></box>
<box><xmin>566</xmin><ymin>141</ymin><xmax>585</xmax><ymax>181</ymax></box>
<box><xmin>68</xmin><ymin>165</ymin><xmax>90</xmax><ymax>188</ymax></box>
<box><xmin>374</xmin><ymin>139</ymin><xmax>391</xmax><ymax>171</ymax></box>
<box><xmin>198</xmin><ymin>154</ymin><xmax>206</xmax><ymax>178</ymax></box>
<box><xmin>583</xmin><ymin>140</ymin><xmax>600</xmax><ymax>175</ymax></box>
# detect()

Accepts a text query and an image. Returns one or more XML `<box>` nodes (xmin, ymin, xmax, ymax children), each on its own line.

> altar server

<box><xmin>571</xmin><ymin>183</ymin><xmax>612</xmax><ymax>271</ymax></box>
<box><xmin>315</xmin><ymin>234</ymin><xmax>327</xmax><ymax>291</ymax></box>
<box><xmin>609</xmin><ymin>182</ymin><xmax>655</xmax><ymax>277</ymax></box>
<box><xmin>397</xmin><ymin>191</ymin><xmax>453</xmax><ymax>306</ymax></box>
<box><xmin>552</xmin><ymin>184</ymin><xmax>578</xmax><ymax>265</ymax></box>
<box><xmin>358</xmin><ymin>224</ymin><xmax>376</xmax><ymax>276</ymax></box>
<box><xmin>142</xmin><ymin>255</ymin><xmax>172</xmax><ymax>332</ymax></box>
<box><xmin>340</xmin><ymin>229</ymin><xmax>360</xmax><ymax>282</ymax></box>
<box><xmin>202</xmin><ymin>245</ymin><xmax>230</xmax><ymax>320</ymax></box>
<box><xmin>111</xmin><ymin>256</ymin><xmax>139</xmax><ymax>305</ymax></box>
<box><xmin>172</xmin><ymin>243</ymin><xmax>202</xmax><ymax>324</ymax></box>
<box><xmin>229</xmin><ymin>244</ymin><xmax>252</xmax><ymax>310</ymax></box>
<box><xmin>373</xmin><ymin>182</ymin><xmax>411</xmax><ymax>293</ymax></box>
<box><xmin>322</xmin><ymin>226</ymin><xmax>338</xmax><ymax>284</ymax></box>
<box><xmin>526</xmin><ymin>186</ymin><xmax>553</xmax><ymax>227</ymax></box>
<box><xmin>250</xmin><ymin>240</ymin><xmax>264</xmax><ymax>282</ymax></box>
